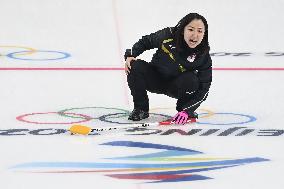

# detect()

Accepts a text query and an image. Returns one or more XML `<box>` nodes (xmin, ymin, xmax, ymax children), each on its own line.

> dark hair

<box><xmin>173</xmin><ymin>13</ymin><xmax>210</xmax><ymax>56</ymax></box>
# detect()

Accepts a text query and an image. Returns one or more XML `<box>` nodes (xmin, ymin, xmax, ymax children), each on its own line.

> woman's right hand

<box><xmin>125</xmin><ymin>57</ymin><xmax>137</xmax><ymax>75</ymax></box>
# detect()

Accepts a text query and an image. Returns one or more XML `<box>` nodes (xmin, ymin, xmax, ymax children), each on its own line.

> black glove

<box><xmin>124</xmin><ymin>49</ymin><xmax>133</xmax><ymax>60</ymax></box>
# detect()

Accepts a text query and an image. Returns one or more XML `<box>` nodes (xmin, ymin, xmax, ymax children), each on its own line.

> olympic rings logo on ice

<box><xmin>16</xmin><ymin>106</ymin><xmax>257</xmax><ymax>126</ymax></box>
<box><xmin>0</xmin><ymin>45</ymin><xmax>71</xmax><ymax>61</ymax></box>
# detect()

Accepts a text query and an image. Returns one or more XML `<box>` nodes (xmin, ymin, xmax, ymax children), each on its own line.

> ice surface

<box><xmin>0</xmin><ymin>0</ymin><xmax>283</xmax><ymax>188</ymax></box>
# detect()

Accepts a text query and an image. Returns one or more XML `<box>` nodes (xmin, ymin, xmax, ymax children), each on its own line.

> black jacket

<box><xmin>125</xmin><ymin>27</ymin><xmax>212</xmax><ymax>111</ymax></box>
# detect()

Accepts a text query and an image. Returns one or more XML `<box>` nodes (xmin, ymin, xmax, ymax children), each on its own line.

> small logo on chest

<box><xmin>187</xmin><ymin>54</ymin><xmax>196</xmax><ymax>62</ymax></box>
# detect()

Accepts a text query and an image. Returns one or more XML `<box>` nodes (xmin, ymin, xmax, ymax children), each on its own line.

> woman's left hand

<box><xmin>125</xmin><ymin>57</ymin><xmax>137</xmax><ymax>75</ymax></box>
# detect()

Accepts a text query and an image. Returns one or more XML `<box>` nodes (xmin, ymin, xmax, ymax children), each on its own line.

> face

<box><xmin>183</xmin><ymin>19</ymin><xmax>205</xmax><ymax>48</ymax></box>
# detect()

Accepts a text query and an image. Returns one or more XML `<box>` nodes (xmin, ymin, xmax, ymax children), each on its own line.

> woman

<box><xmin>125</xmin><ymin>13</ymin><xmax>212</xmax><ymax>124</ymax></box>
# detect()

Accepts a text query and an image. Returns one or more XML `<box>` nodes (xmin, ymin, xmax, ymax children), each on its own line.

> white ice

<box><xmin>0</xmin><ymin>0</ymin><xmax>283</xmax><ymax>189</ymax></box>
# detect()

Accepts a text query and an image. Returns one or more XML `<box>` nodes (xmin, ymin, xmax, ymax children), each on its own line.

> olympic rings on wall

<box><xmin>0</xmin><ymin>45</ymin><xmax>37</xmax><ymax>56</ymax></box>
<box><xmin>0</xmin><ymin>45</ymin><xmax>71</xmax><ymax>61</ymax></box>
<box><xmin>7</xmin><ymin>50</ymin><xmax>71</xmax><ymax>61</ymax></box>
<box><xmin>16</xmin><ymin>106</ymin><xmax>257</xmax><ymax>126</ymax></box>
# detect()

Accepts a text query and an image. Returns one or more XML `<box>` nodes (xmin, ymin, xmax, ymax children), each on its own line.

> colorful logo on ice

<box><xmin>10</xmin><ymin>141</ymin><xmax>269</xmax><ymax>183</ymax></box>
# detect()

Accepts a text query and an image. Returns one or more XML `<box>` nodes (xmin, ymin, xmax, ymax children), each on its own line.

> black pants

<box><xmin>127</xmin><ymin>60</ymin><xmax>199</xmax><ymax>112</ymax></box>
